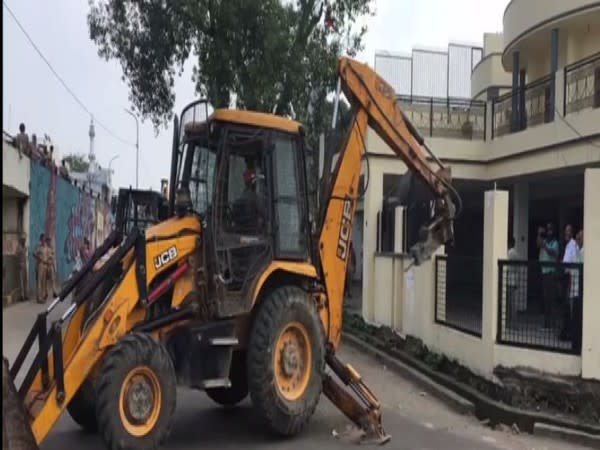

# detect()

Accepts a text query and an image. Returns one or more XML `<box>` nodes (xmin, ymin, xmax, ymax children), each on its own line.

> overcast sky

<box><xmin>2</xmin><ymin>0</ymin><xmax>506</xmax><ymax>191</ymax></box>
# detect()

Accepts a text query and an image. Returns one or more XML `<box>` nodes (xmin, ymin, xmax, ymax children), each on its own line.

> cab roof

<box><xmin>184</xmin><ymin>109</ymin><xmax>303</xmax><ymax>137</ymax></box>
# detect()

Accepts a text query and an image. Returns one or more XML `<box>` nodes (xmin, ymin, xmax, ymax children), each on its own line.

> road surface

<box><xmin>3</xmin><ymin>300</ymin><xmax>591</xmax><ymax>450</ymax></box>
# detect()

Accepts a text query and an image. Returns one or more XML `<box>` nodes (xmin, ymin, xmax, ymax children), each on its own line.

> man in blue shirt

<box><xmin>537</xmin><ymin>223</ymin><xmax>559</xmax><ymax>329</ymax></box>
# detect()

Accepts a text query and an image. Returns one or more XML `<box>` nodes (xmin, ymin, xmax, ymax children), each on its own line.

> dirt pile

<box><xmin>343</xmin><ymin>311</ymin><xmax>600</xmax><ymax>426</ymax></box>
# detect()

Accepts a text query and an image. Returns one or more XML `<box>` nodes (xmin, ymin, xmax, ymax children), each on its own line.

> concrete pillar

<box><xmin>519</xmin><ymin>69</ymin><xmax>527</xmax><ymax>130</ymax></box>
<box><xmin>362</xmin><ymin>159</ymin><xmax>383</xmax><ymax>322</ymax></box>
<box><xmin>402</xmin><ymin>247</ymin><xmax>444</xmax><ymax>345</ymax></box>
<box><xmin>394</xmin><ymin>206</ymin><xmax>405</xmax><ymax>254</ymax></box>
<box><xmin>511</xmin><ymin>51</ymin><xmax>520</xmax><ymax>132</ymax></box>
<box><xmin>555</xmin><ymin>68</ymin><xmax>565</xmax><ymax>116</ymax></box>
<box><xmin>512</xmin><ymin>181</ymin><xmax>529</xmax><ymax>259</ymax></box>
<box><xmin>486</xmin><ymin>99</ymin><xmax>493</xmax><ymax>140</ymax></box>
<box><xmin>582</xmin><ymin>169</ymin><xmax>600</xmax><ymax>380</ymax></box>
<box><xmin>549</xmin><ymin>28</ymin><xmax>559</xmax><ymax>121</ymax></box>
<box><xmin>482</xmin><ymin>190</ymin><xmax>509</xmax><ymax>370</ymax></box>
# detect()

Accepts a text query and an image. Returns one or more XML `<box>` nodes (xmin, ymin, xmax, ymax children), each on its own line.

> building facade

<box><xmin>375</xmin><ymin>42</ymin><xmax>483</xmax><ymax>99</ymax></box>
<box><xmin>2</xmin><ymin>136</ymin><xmax>114</xmax><ymax>304</ymax></box>
<box><xmin>355</xmin><ymin>0</ymin><xmax>600</xmax><ymax>379</ymax></box>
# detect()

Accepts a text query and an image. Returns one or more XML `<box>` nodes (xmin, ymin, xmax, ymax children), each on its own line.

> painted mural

<box><xmin>28</xmin><ymin>161</ymin><xmax>114</xmax><ymax>288</ymax></box>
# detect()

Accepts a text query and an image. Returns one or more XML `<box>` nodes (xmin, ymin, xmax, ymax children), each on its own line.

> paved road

<box><xmin>3</xmin><ymin>301</ymin><xmax>590</xmax><ymax>450</ymax></box>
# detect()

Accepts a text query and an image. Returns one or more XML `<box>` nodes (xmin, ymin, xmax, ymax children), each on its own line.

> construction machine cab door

<box><xmin>211</xmin><ymin>125</ymin><xmax>272</xmax><ymax>312</ymax></box>
<box><xmin>211</xmin><ymin>125</ymin><xmax>310</xmax><ymax>313</ymax></box>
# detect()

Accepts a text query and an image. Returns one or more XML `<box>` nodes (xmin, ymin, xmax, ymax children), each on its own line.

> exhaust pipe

<box><xmin>2</xmin><ymin>357</ymin><xmax>38</xmax><ymax>450</ymax></box>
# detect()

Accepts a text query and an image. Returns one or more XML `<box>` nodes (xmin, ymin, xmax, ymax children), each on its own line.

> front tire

<box><xmin>247</xmin><ymin>286</ymin><xmax>324</xmax><ymax>436</ymax></box>
<box><xmin>95</xmin><ymin>333</ymin><xmax>176</xmax><ymax>450</ymax></box>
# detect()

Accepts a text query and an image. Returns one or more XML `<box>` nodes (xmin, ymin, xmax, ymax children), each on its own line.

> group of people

<box><xmin>14</xmin><ymin>234</ymin><xmax>93</xmax><ymax>304</ymax></box>
<box><xmin>507</xmin><ymin>222</ymin><xmax>584</xmax><ymax>344</ymax></box>
<box><xmin>537</xmin><ymin>223</ymin><xmax>584</xmax><ymax>341</ymax></box>
<box><xmin>15</xmin><ymin>234</ymin><xmax>58</xmax><ymax>304</ymax></box>
<box><xmin>14</xmin><ymin>123</ymin><xmax>70</xmax><ymax>179</ymax></box>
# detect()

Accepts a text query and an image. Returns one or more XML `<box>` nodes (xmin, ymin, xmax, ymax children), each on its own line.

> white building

<box><xmin>350</xmin><ymin>0</ymin><xmax>600</xmax><ymax>380</ymax></box>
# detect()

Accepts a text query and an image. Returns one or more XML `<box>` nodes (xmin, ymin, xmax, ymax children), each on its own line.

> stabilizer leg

<box><xmin>323</xmin><ymin>349</ymin><xmax>390</xmax><ymax>445</ymax></box>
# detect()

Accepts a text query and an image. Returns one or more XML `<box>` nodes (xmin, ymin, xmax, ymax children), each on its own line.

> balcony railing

<box><xmin>397</xmin><ymin>96</ymin><xmax>486</xmax><ymax>141</ymax></box>
<box><xmin>564</xmin><ymin>52</ymin><xmax>600</xmax><ymax>115</ymax></box>
<box><xmin>492</xmin><ymin>74</ymin><xmax>554</xmax><ymax>138</ymax></box>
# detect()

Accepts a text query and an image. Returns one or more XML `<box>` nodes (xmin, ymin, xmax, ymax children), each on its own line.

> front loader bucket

<box><xmin>2</xmin><ymin>357</ymin><xmax>38</xmax><ymax>450</ymax></box>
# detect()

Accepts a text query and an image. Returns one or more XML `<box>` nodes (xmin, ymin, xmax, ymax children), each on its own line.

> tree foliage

<box><xmin>87</xmin><ymin>0</ymin><xmax>373</xmax><ymax>143</ymax></box>
<box><xmin>64</xmin><ymin>153</ymin><xmax>89</xmax><ymax>172</ymax></box>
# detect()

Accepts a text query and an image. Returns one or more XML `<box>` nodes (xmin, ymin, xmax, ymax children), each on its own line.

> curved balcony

<box><xmin>471</xmin><ymin>53</ymin><xmax>512</xmax><ymax>100</ymax></box>
<box><xmin>502</xmin><ymin>0</ymin><xmax>600</xmax><ymax>70</ymax></box>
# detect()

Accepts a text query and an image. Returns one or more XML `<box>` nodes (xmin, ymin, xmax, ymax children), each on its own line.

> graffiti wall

<box><xmin>28</xmin><ymin>161</ymin><xmax>114</xmax><ymax>288</ymax></box>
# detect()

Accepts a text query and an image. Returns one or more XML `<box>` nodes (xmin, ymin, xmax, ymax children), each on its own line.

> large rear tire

<box><xmin>95</xmin><ymin>333</ymin><xmax>176</xmax><ymax>450</ymax></box>
<box><xmin>247</xmin><ymin>286</ymin><xmax>324</xmax><ymax>436</ymax></box>
<box><xmin>205</xmin><ymin>350</ymin><xmax>248</xmax><ymax>407</ymax></box>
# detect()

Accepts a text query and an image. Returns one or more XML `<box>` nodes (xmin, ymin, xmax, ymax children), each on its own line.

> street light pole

<box><xmin>108</xmin><ymin>154</ymin><xmax>119</xmax><ymax>183</ymax></box>
<box><xmin>108</xmin><ymin>154</ymin><xmax>120</xmax><ymax>171</ymax></box>
<box><xmin>108</xmin><ymin>154</ymin><xmax>120</xmax><ymax>197</ymax></box>
<box><xmin>124</xmin><ymin>108</ymin><xmax>139</xmax><ymax>188</ymax></box>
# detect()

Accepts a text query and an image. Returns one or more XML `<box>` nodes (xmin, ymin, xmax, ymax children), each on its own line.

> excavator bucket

<box><xmin>2</xmin><ymin>357</ymin><xmax>39</xmax><ymax>450</ymax></box>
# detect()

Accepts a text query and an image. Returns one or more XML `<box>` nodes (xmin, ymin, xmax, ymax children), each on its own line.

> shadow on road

<box><xmin>42</xmin><ymin>398</ymin><xmax>341</xmax><ymax>450</ymax></box>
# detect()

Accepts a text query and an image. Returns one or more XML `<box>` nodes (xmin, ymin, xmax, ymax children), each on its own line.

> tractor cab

<box><xmin>169</xmin><ymin>100</ymin><xmax>316</xmax><ymax>317</ymax></box>
<box><xmin>113</xmin><ymin>187</ymin><xmax>168</xmax><ymax>235</ymax></box>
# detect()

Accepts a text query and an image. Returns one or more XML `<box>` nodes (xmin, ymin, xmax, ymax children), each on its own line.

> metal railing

<box><xmin>497</xmin><ymin>260</ymin><xmax>583</xmax><ymax>354</ymax></box>
<box><xmin>397</xmin><ymin>96</ymin><xmax>486</xmax><ymax>141</ymax></box>
<box><xmin>564</xmin><ymin>52</ymin><xmax>600</xmax><ymax>115</ymax></box>
<box><xmin>492</xmin><ymin>75</ymin><xmax>554</xmax><ymax>138</ymax></box>
<box><xmin>434</xmin><ymin>255</ymin><xmax>482</xmax><ymax>337</ymax></box>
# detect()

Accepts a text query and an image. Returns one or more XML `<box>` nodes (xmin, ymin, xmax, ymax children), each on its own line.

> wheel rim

<box><xmin>119</xmin><ymin>366</ymin><xmax>162</xmax><ymax>437</ymax></box>
<box><xmin>274</xmin><ymin>321</ymin><xmax>312</xmax><ymax>401</ymax></box>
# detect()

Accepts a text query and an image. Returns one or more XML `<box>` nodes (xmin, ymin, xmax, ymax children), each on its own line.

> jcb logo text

<box><xmin>336</xmin><ymin>197</ymin><xmax>353</xmax><ymax>261</ymax></box>
<box><xmin>154</xmin><ymin>246</ymin><xmax>178</xmax><ymax>269</ymax></box>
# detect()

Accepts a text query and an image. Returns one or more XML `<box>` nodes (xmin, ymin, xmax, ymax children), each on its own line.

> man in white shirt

<box><xmin>570</xmin><ymin>229</ymin><xmax>584</xmax><ymax>351</ymax></box>
<box><xmin>506</xmin><ymin>236</ymin><xmax>519</xmax><ymax>322</ymax></box>
<box><xmin>560</xmin><ymin>224</ymin><xmax>578</xmax><ymax>341</ymax></box>
<box><xmin>576</xmin><ymin>230</ymin><xmax>584</xmax><ymax>263</ymax></box>
<box><xmin>562</xmin><ymin>224</ymin><xmax>578</xmax><ymax>264</ymax></box>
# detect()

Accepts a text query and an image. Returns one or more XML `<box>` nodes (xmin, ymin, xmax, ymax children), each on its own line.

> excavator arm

<box><xmin>319</xmin><ymin>57</ymin><xmax>459</xmax><ymax>445</ymax></box>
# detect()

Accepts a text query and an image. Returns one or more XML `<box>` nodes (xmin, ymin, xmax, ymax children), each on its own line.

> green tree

<box><xmin>64</xmin><ymin>153</ymin><xmax>89</xmax><ymax>172</ymax></box>
<box><xmin>87</xmin><ymin>0</ymin><xmax>373</xmax><ymax>144</ymax></box>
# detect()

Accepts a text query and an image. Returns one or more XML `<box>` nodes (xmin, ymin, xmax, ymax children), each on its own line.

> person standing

<box><xmin>34</xmin><ymin>234</ymin><xmax>45</xmax><ymax>301</ymax></box>
<box><xmin>570</xmin><ymin>229</ymin><xmax>584</xmax><ymax>350</ymax></box>
<box><xmin>576</xmin><ymin>230</ymin><xmax>584</xmax><ymax>262</ymax></box>
<box><xmin>506</xmin><ymin>236</ymin><xmax>519</xmax><ymax>323</ymax></box>
<box><xmin>45</xmin><ymin>237</ymin><xmax>58</xmax><ymax>298</ymax></box>
<box><xmin>538</xmin><ymin>223</ymin><xmax>559</xmax><ymax>329</ymax></box>
<box><xmin>81</xmin><ymin>238</ymin><xmax>92</xmax><ymax>264</ymax></box>
<box><xmin>15</xmin><ymin>237</ymin><xmax>28</xmax><ymax>302</ymax></box>
<box><xmin>15</xmin><ymin>123</ymin><xmax>30</xmax><ymax>159</ymax></box>
<box><xmin>35</xmin><ymin>238</ymin><xmax>50</xmax><ymax>304</ymax></box>
<box><xmin>560</xmin><ymin>224</ymin><xmax>578</xmax><ymax>340</ymax></box>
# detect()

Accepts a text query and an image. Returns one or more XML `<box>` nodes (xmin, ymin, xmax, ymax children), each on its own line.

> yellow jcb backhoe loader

<box><xmin>3</xmin><ymin>56</ymin><xmax>460</xmax><ymax>450</ymax></box>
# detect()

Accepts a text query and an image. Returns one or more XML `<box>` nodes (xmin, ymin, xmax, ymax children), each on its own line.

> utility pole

<box><xmin>124</xmin><ymin>108</ymin><xmax>139</xmax><ymax>188</ymax></box>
